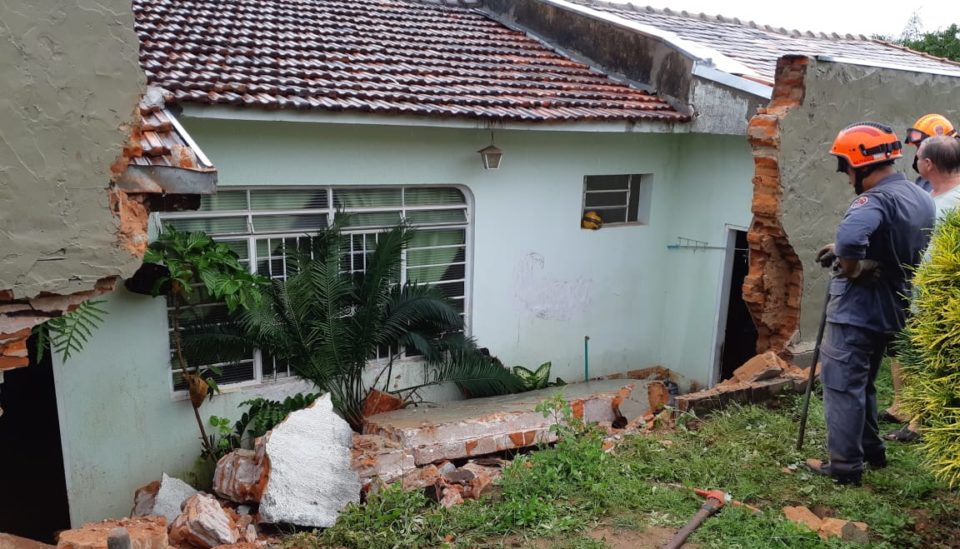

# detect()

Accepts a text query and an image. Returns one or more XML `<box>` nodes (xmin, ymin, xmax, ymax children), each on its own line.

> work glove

<box><xmin>848</xmin><ymin>259</ymin><xmax>882</xmax><ymax>286</ymax></box>
<box><xmin>816</xmin><ymin>243</ymin><xmax>836</xmax><ymax>268</ymax></box>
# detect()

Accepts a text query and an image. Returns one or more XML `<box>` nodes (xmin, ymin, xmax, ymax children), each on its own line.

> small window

<box><xmin>581</xmin><ymin>174</ymin><xmax>652</xmax><ymax>227</ymax></box>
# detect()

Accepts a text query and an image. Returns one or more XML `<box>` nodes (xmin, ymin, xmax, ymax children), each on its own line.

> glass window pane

<box><xmin>340</xmin><ymin>211</ymin><xmax>402</xmax><ymax>228</ymax></box>
<box><xmin>585</xmin><ymin>191</ymin><xmax>628</xmax><ymax>208</ymax></box>
<box><xmin>409</xmin><ymin>229</ymin><xmax>465</xmax><ymax>248</ymax></box>
<box><xmin>251</xmin><ymin>189</ymin><xmax>328</xmax><ymax>210</ymax></box>
<box><xmin>592</xmin><ymin>208</ymin><xmax>627</xmax><ymax>224</ymax></box>
<box><xmin>628</xmin><ymin>178</ymin><xmax>642</xmax><ymax>222</ymax></box>
<box><xmin>406</xmin><ymin>209</ymin><xmax>466</xmax><ymax>226</ymax></box>
<box><xmin>407</xmin><ymin>246</ymin><xmax>465</xmax><ymax>267</ymax></box>
<box><xmin>198</xmin><ymin>190</ymin><xmax>247</xmax><ymax>212</ymax></box>
<box><xmin>333</xmin><ymin>188</ymin><xmax>402</xmax><ymax>209</ymax></box>
<box><xmin>165</xmin><ymin>216</ymin><xmax>247</xmax><ymax>236</ymax></box>
<box><xmin>407</xmin><ymin>263</ymin><xmax>465</xmax><ymax>283</ymax></box>
<box><xmin>252</xmin><ymin>214</ymin><xmax>327</xmax><ymax>233</ymax></box>
<box><xmin>405</xmin><ymin>187</ymin><xmax>465</xmax><ymax>206</ymax></box>
<box><xmin>585</xmin><ymin>175</ymin><xmax>630</xmax><ymax>191</ymax></box>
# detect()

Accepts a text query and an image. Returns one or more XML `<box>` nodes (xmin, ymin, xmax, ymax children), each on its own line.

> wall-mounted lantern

<box><xmin>478</xmin><ymin>132</ymin><xmax>503</xmax><ymax>169</ymax></box>
<box><xmin>478</xmin><ymin>144</ymin><xmax>503</xmax><ymax>170</ymax></box>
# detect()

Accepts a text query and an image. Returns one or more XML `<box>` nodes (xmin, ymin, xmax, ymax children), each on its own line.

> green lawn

<box><xmin>284</xmin><ymin>367</ymin><xmax>960</xmax><ymax>548</ymax></box>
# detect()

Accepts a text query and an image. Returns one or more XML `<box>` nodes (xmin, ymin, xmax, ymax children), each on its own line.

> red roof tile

<box><xmin>125</xmin><ymin>87</ymin><xmax>215</xmax><ymax>171</ymax></box>
<box><xmin>132</xmin><ymin>0</ymin><xmax>688</xmax><ymax>123</ymax></box>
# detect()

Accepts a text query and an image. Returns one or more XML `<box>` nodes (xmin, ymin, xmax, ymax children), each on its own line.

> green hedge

<box><xmin>899</xmin><ymin>207</ymin><xmax>960</xmax><ymax>487</ymax></box>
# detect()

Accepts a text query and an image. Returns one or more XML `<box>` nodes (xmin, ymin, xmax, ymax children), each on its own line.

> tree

<box><xmin>240</xmin><ymin>223</ymin><xmax>521</xmax><ymax>430</ymax></box>
<box><xmin>144</xmin><ymin>227</ymin><xmax>268</xmax><ymax>461</ymax></box>
<box><xmin>903</xmin><ymin>24</ymin><xmax>960</xmax><ymax>62</ymax></box>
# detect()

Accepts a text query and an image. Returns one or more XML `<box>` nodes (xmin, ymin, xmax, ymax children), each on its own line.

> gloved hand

<box><xmin>849</xmin><ymin>259</ymin><xmax>882</xmax><ymax>285</ymax></box>
<box><xmin>816</xmin><ymin>243</ymin><xmax>837</xmax><ymax>268</ymax></box>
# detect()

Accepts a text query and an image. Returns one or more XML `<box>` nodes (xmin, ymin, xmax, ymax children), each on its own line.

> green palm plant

<box><xmin>898</xmin><ymin>208</ymin><xmax>960</xmax><ymax>487</ymax></box>
<box><xmin>241</xmin><ymin>223</ymin><xmax>520</xmax><ymax>430</ymax></box>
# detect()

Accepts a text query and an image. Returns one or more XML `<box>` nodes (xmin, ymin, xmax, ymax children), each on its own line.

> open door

<box><xmin>0</xmin><ymin>336</ymin><xmax>71</xmax><ymax>542</ymax></box>
<box><xmin>717</xmin><ymin>230</ymin><xmax>759</xmax><ymax>381</ymax></box>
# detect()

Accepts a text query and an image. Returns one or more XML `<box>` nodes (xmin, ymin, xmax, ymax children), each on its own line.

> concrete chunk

<box><xmin>168</xmin><ymin>494</ymin><xmax>237</xmax><ymax>549</ymax></box>
<box><xmin>130</xmin><ymin>473</ymin><xmax>197</xmax><ymax>525</ymax></box>
<box><xmin>258</xmin><ymin>394</ymin><xmax>360</xmax><ymax>528</ymax></box>
<box><xmin>363</xmin><ymin>380</ymin><xmax>647</xmax><ymax>465</ymax></box>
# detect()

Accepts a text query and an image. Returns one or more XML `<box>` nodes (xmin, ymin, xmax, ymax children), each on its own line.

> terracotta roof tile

<box><xmin>578</xmin><ymin>1</ymin><xmax>960</xmax><ymax>84</ymax></box>
<box><xmin>132</xmin><ymin>0</ymin><xmax>688</xmax><ymax>123</ymax></box>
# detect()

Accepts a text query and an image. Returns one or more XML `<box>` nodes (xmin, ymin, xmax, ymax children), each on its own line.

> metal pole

<box><xmin>796</xmin><ymin>281</ymin><xmax>832</xmax><ymax>451</ymax></box>
<box><xmin>584</xmin><ymin>335</ymin><xmax>590</xmax><ymax>382</ymax></box>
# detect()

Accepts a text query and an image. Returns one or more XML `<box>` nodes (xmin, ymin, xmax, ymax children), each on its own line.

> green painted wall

<box><xmin>54</xmin><ymin>119</ymin><xmax>753</xmax><ymax>524</ymax></box>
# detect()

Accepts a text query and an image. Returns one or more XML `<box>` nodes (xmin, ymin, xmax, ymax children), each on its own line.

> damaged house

<box><xmin>3</xmin><ymin>0</ymin><xmax>960</xmax><ymax>532</ymax></box>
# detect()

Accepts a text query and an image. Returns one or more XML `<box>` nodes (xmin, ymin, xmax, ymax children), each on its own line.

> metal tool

<box><xmin>663</xmin><ymin>488</ymin><xmax>759</xmax><ymax>549</ymax></box>
<box><xmin>796</xmin><ymin>278</ymin><xmax>833</xmax><ymax>451</ymax></box>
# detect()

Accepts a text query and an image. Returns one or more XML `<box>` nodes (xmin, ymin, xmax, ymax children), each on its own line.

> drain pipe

<box><xmin>583</xmin><ymin>335</ymin><xmax>590</xmax><ymax>382</ymax></box>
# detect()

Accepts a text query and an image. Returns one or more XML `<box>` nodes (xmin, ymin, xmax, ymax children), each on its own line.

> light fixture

<box><xmin>478</xmin><ymin>132</ymin><xmax>503</xmax><ymax>170</ymax></box>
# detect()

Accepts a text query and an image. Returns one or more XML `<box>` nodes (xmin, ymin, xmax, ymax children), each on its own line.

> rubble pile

<box><xmin>674</xmin><ymin>351</ymin><xmax>810</xmax><ymax>414</ymax></box>
<box><xmin>54</xmin><ymin>377</ymin><xmax>677</xmax><ymax>545</ymax></box>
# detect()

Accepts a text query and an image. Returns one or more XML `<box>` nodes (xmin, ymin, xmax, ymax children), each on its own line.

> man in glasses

<box><xmin>882</xmin><ymin>115</ymin><xmax>958</xmax><ymax>441</ymax></box>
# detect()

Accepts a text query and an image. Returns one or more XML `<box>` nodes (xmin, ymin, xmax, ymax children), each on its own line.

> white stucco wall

<box><xmin>54</xmin><ymin>119</ymin><xmax>752</xmax><ymax>524</ymax></box>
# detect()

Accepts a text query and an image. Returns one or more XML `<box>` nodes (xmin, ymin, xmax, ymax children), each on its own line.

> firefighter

<box><xmin>905</xmin><ymin>113</ymin><xmax>956</xmax><ymax>191</ymax></box>
<box><xmin>809</xmin><ymin>122</ymin><xmax>935</xmax><ymax>485</ymax></box>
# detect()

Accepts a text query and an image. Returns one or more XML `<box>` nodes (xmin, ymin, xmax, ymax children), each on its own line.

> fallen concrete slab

<box><xmin>364</xmin><ymin>379</ymin><xmax>658</xmax><ymax>465</ymax></box>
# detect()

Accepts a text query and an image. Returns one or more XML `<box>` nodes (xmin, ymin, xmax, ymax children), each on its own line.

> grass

<box><xmin>282</xmin><ymin>365</ymin><xmax>960</xmax><ymax>548</ymax></box>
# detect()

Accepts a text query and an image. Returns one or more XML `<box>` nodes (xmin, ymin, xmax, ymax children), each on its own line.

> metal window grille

<box><xmin>160</xmin><ymin>186</ymin><xmax>471</xmax><ymax>392</ymax></box>
<box><xmin>582</xmin><ymin>174</ymin><xmax>651</xmax><ymax>226</ymax></box>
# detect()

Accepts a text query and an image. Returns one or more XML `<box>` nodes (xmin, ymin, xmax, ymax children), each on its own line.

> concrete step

<box><xmin>363</xmin><ymin>379</ymin><xmax>660</xmax><ymax>465</ymax></box>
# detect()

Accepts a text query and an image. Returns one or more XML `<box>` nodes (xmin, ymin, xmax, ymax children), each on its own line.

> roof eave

<box><xmin>815</xmin><ymin>54</ymin><xmax>960</xmax><ymax>78</ymax></box>
<box><xmin>537</xmin><ymin>0</ymin><xmax>772</xmax><ymax>99</ymax></box>
<box><xmin>178</xmin><ymin>104</ymin><xmax>694</xmax><ymax>134</ymax></box>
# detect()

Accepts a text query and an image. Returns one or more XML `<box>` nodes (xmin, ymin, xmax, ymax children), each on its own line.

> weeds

<box><xmin>286</xmin><ymin>372</ymin><xmax>960</xmax><ymax>548</ymax></box>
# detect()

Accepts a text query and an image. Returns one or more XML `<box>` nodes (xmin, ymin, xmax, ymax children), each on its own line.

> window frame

<box><xmin>158</xmin><ymin>185</ymin><xmax>474</xmax><ymax>397</ymax></box>
<box><xmin>581</xmin><ymin>174</ymin><xmax>653</xmax><ymax>227</ymax></box>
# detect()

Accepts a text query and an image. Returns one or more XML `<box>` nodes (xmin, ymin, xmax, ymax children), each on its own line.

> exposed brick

<box><xmin>818</xmin><ymin>518</ymin><xmax>869</xmax><ymax>545</ymax></box>
<box><xmin>0</xmin><ymin>356</ymin><xmax>29</xmax><ymax>370</ymax></box>
<box><xmin>571</xmin><ymin>400</ymin><xmax>585</xmax><ymax>419</ymax></box>
<box><xmin>783</xmin><ymin>506</ymin><xmax>823</xmax><ymax>532</ymax></box>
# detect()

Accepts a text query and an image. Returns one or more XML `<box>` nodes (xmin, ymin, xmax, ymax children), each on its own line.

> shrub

<box><xmin>898</xmin><ymin>208</ymin><xmax>960</xmax><ymax>486</ymax></box>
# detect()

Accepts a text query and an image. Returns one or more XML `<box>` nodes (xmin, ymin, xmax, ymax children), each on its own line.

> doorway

<box><xmin>716</xmin><ymin>230</ymin><xmax>759</xmax><ymax>382</ymax></box>
<box><xmin>0</xmin><ymin>335</ymin><xmax>71</xmax><ymax>542</ymax></box>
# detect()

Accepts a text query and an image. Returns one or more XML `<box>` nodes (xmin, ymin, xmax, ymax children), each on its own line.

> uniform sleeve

<box><xmin>834</xmin><ymin>196</ymin><xmax>884</xmax><ymax>259</ymax></box>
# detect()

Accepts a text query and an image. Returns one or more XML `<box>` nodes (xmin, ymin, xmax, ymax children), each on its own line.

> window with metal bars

<box><xmin>581</xmin><ymin>174</ymin><xmax>653</xmax><ymax>226</ymax></box>
<box><xmin>158</xmin><ymin>186</ymin><xmax>471</xmax><ymax>393</ymax></box>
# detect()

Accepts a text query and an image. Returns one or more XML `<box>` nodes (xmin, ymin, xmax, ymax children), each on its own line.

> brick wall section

<box><xmin>0</xmin><ymin>277</ymin><xmax>120</xmax><ymax>370</ymax></box>
<box><xmin>742</xmin><ymin>55</ymin><xmax>808</xmax><ymax>357</ymax></box>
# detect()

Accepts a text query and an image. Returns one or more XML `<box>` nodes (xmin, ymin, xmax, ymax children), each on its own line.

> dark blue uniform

<box><xmin>916</xmin><ymin>176</ymin><xmax>932</xmax><ymax>193</ymax></box>
<box><xmin>821</xmin><ymin>172</ymin><xmax>934</xmax><ymax>476</ymax></box>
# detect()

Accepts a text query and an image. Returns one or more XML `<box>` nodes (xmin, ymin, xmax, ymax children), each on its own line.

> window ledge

<box><xmin>170</xmin><ymin>376</ymin><xmax>315</xmax><ymax>402</ymax></box>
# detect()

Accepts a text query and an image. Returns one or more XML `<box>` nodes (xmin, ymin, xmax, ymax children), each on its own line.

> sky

<box><xmin>602</xmin><ymin>0</ymin><xmax>960</xmax><ymax>38</ymax></box>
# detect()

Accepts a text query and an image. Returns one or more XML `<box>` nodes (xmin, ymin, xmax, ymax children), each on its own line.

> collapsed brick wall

<box><xmin>742</xmin><ymin>56</ymin><xmax>808</xmax><ymax>357</ymax></box>
<box><xmin>1</xmin><ymin>103</ymin><xmax>162</xmax><ymax>371</ymax></box>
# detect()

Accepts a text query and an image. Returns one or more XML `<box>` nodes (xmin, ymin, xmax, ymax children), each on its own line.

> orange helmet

<box><xmin>830</xmin><ymin>122</ymin><xmax>903</xmax><ymax>172</ymax></box>
<box><xmin>906</xmin><ymin>114</ymin><xmax>956</xmax><ymax>146</ymax></box>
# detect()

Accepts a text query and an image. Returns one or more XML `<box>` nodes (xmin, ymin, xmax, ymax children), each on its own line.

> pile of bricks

<box><xmin>674</xmin><ymin>351</ymin><xmax>810</xmax><ymax>414</ymax></box>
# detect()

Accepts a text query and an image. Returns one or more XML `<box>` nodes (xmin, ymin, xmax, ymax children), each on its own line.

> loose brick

<box><xmin>783</xmin><ymin>505</ymin><xmax>823</xmax><ymax>532</ymax></box>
